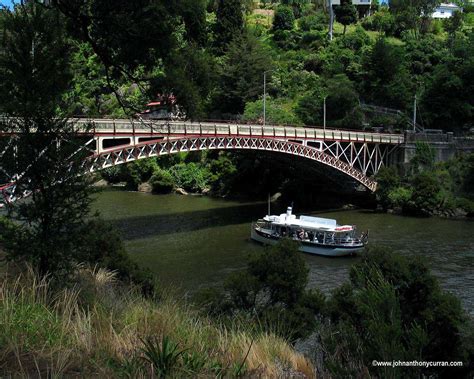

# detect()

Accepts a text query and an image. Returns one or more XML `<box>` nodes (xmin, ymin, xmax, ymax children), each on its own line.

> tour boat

<box><xmin>250</xmin><ymin>206</ymin><xmax>368</xmax><ymax>257</ymax></box>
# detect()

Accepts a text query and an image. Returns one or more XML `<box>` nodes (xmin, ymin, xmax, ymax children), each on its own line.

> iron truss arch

<box><xmin>85</xmin><ymin>136</ymin><xmax>391</xmax><ymax>192</ymax></box>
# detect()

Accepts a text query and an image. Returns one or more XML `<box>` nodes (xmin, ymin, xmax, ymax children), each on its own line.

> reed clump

<box><xmin>0</xmin><ymin>265</ymin><xmax>315</xmax><ymax>378</ymax></box>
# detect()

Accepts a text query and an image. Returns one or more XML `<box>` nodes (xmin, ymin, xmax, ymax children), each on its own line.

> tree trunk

<box><xmin>343</xmin><ymin>24</ymin><xmax>347</xmax><ymax>35</ymax></box>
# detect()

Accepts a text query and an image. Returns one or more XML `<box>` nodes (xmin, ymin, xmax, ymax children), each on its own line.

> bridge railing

<box><xmin>74</xmin><ymin>119</ymin><xmax>404</xmax><ymax>145</ymax></box>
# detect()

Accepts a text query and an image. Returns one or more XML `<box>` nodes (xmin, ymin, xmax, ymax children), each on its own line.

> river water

<box><xmin>94</xmin><ymin>189</ymin><xmax>474</xmax><ymax>315</ymax></box>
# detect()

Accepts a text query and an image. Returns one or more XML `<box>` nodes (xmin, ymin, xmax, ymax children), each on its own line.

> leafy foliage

<box><xmin>324</xmin><ymin>247</ymin><xmax>474</xmax><ymax>378</ymax></box>
<box><xmin>334</xmin><ymin>0</ymin><xmax>358</xmax><ymax>35</ymax></box>
<box><xmin>213</xmin><ymin>33</ymin><xmax>272</xmax><ymax>115</ymax></box>
<box><xmin>150</xmin><ymin>168</ymin><xmax>175</xmax><ymax>194</ymax></box>
<box><xmin>273</xmin><ymin>5</ymin><xmax>295</xmax><ymax>32</ymax></box>
<box><xmin>140</xmin><ymin>336</ymin><xmax>186</xmax><ymax>378</ymax></box>
<box><xmin>170</xmin><ymin>163</ymin><xmax>210</xmax><ymax>192</ymax></box>
<box><xmin>375</xmin><ymin>167</ymin><xmax>401</xmax><ymax>210</ymax></box>
<box><xmin>214</xmin><ymin>0</ymin><xmax>244</xmax><ymax>52</ymax></box>
<box><xmin>0</xmin><ymin>4</ymin><xmax>93</xmax><ymax>280</ymax></box>
<box><xmin>197</xmin><ymin>239</ymin><xmax>325</xmax><ymax>341</ymax></box>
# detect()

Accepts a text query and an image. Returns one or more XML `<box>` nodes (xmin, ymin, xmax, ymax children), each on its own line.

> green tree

<box><xmin>273</xmin><ymin>5</ymin><xmax>296</xmax><ymax>32</ymax></box>
<box><xmin>213</xmin><ymin>33</ymin><xmax>272</xmax><ymax>115</ymax></box>
<box><xmin>408</xmin><ymin>171</ymin><xmax>442</xmax><ymax>215</ymax></box>
<box><xmin>389</xmin><ymin>0</ymin><xmax>440</xmax><ymax>35</ymax></box>
<box><xmin>79</xmin><ymin>219</ymin><xmax>155</xmax><ymax>295</ymax></box>
<box><xmin>207</xmin><ymin>152</ymin><xmax>238</xmax><ymax>195</ymax></box>
<box><xmin>157</xmin><ymin>46</ymin><xmax>217</xmax><ymax>119</ymax></box>
<box><xmin>325</xmin><ymin>75</ymin><xmax>363</xmax><ymax>129</ymax></box>
<box><xmin>362</xmin><ymin>37</ymin><xmax>414</xmax><ymax>110</ymax></box>
<box><xmin>0</xmin><ymin>4</ymin><xmax>94</xmax><ymax>279</ymax></box>
<box><xmin>169</xmin><ymin>163</ymin><xmax>210</xmax><ymax>192</ymax></box>
<box><xmin>52</xmin><ymin>0</ymin><xmax>211</xmax><ymax>117</ymax></box>
<box><xmin>215</xmin><ymin>0</ymin><xmax>244</xmax><ymax>52</ymax></box>
<box><xmin>372</xmin><ymin>9</ymin><xmax>396</xmax><ymax>35</ymax></box>
<box><xmin>420</xmin><ymin>34</ymin><xmax>474</xmax><ymax>133</ymax></box>
<box><xmin>295</xmin><ymin>90</ymin><xmax>324</xmax><ymax>126</ymax></box>
<box><xmin>444</xmin><ymin>10</ymin><xmax>464</xmax><ymax>35</ymax></box>
<box><xmin>334</xmin><ymin>0</ymin><xmax>358</xmax><ymax>35</ymax></box>
<box><xmin>282</xmin><ymin>0</ymin><xmax>310</xmax><ymax>18</ymax></box>
<box><xmin>375</xmin><ymin>167</ymin><xmax>401</xmax><ymax>210</ymax></box>
<box><xmin>299</xmin><ymin>12</ymin><xmax>328</xmax><ymax>32</ymax></box>
<box><xmin>296</xmin><ymin>75</ymin><xmax>362</xmax><ymax>129</ymax></box>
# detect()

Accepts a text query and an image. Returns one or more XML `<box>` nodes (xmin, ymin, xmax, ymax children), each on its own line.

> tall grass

<box><xmin>0</xmin><ymin>265</ymin><xmax>315</xmax><ymax>377</ymax></box>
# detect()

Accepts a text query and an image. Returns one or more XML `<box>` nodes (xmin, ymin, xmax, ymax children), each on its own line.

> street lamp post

<box><xmin>263</xmin><ymin>70</ymin><xmax>273</xmax><ymax>127</ymax></box>
<box><xmin>328</xmin><ymin>0</ymin><xmax>334</xmax><ymax>41</ymax></box>
<box><xmin>413</xmin><ymin>94</ymin><xmax>417</xmax><ymax>133</ymax></box>
<box><xmin>323</xmin><ymin>96</ymin><xmax>327</xmax><ymax>130</ymax></box>
<box><xmin>263</xmin><ymin>71</ymin><xmax>267</xmax><ymax>127</ymax></box>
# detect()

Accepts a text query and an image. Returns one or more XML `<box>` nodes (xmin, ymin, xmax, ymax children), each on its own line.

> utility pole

<box><xmin>263</xmin><ymin>70</ymin><xmax>273</xmax><ymax>126</ymax></box>
<box><xmin>323</xmin><ymin>96</ymin><xmax>327</xmax><ymax>130</ymax></box>
<box><xmin>263</xmin><ymin>71</ymin><xmax>267</xmax><ymax>126</ymax></box>
<box><xmin>413</xmin><ymin>94</ymin><xmax>417</xmax><ymax>133</ymax></box>
<box><xmin>328</xmin><ymin>0</ymin><xmax>334</xmax><ymax>41</ymax></box>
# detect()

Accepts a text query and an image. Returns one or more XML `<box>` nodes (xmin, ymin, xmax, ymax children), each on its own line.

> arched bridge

<box><xmin>0</xmin><ymin>119</ymin><xmax>404</xmax><ymax>204</ymax></box>
<box><xmin>84</xmin><ymin>119</ymin><xmax>403</xmax><ymax>191</ymax></box>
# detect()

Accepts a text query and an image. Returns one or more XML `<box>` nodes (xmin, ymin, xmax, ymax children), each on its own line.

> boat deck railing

<box><xmin>254</xmin><ymin>224</ymin><xmax>363</xmax><ymax>246</ymax></box>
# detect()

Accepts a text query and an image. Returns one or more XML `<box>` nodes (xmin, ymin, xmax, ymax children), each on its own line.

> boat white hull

<box><xmin>251</xmin><ymin>227</ymin><xmax>364</xmax><ymax>257</ymax></box>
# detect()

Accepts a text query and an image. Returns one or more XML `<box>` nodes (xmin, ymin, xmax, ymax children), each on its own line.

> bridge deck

<box><xmin>75</xmin><ymin>119</ymin><xmax>404</xmax><ymax>145</ymax></box>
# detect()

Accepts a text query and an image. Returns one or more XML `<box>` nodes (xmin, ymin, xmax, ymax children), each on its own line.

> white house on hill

<box><xmin>331</xmin><ymin>0</ymin><xmax>372</xmax><ymax>5</ymax></box>
<box><xmin>432</xmin><ymin>3</ymin><xmax>463</xmax><ymax>18</ymax></box>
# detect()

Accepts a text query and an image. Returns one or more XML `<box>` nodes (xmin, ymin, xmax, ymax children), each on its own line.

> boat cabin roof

<box><xmin>263</xmin><ymin>214</ymin><xmax>353</xmax><ymax>232</ymax></box>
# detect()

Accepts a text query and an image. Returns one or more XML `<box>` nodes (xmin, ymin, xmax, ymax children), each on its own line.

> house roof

<box><xmin>436</xmin><ymin>2</ymin><xmax>462</xmax><ymax>8</ymax></box>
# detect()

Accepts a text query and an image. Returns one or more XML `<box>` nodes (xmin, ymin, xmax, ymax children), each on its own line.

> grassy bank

<box><xmin>0</xmin><ymin>264</ymin><xmax>314</xmax><ymax>378</ymax></box>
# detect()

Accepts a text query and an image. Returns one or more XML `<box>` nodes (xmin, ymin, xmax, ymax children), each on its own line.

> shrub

<box><xmin>243</xmin><ymin>98</ymin><xmax>302</xmax><ymax>126</ymax></box>
<box><xmin>197</xmin><ymin>239</ymin><xmax>326</xmax><ymax>341</ymax></box>
<box><xmin>150</xmin><ymin>168</ymin><xmax>174</xmax><ymax>194</ymax></box>
<box><xmin>121</xmin><ymin>159</ymin><xmax>159</xmax><ymax>190</ymax></box>
<box><xmin>169</xmin><ymin>163</ymin><xmax>210</xmax><ymax>192</ymax></box>
<box><xmin>140</xmin><ymin>336</ymin><xmax>186</xmax><ymax>378</ymax></box>
<box><xmin>407</xmin><ymin>171</ymin><xmax>441</xmax><ymax>215</ymax></box>
<box><xmin>101</xmin><ymin>166</ymin><xmax>125</xmax><ymax>184</ymax></box>
<box><xmin>361</xmin><ymin>9</ymin><xmax>396</xmax><ymax>35</ymax></box>
<box><xmin>273</xmin><ymin>5</ymin><xmax>295</xmax><ymax>32</ymax></box>
<box><xmin>299</xmin><ymin>12</ymin><xmax>327</xmax><ymax>32</ymax></box>
<box><xmin>79</xmin><ymin>218</ymin><xmax>156</xmax><ymax>296</ymax></box>
<box><xmin>324</xmin><ymin>247</ymin><xmax>474</xmax><ymax>378</ymax></box>
<box><xmin>455</xmin><ymin>197</ymin><xmax>474</xmax><ymax>215</ymax></box>
<box><xmin>375</xmin><ymin>167</ymin><xmax>401</xmax><ymax>210</ymax></box>
<box><xmin>387</xmin><ymin>186</ymin><xmax>412</xmax><ymax>209</ymax></box>
<box><xmin>0</xmin><ymin>267</ymin><xmax>314</xmax><ymax>377</ymax></box>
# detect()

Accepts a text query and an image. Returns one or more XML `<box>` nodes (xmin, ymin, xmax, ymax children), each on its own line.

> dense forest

<box><xmin>62</xmin><ymin>0</ymin><xmax>474</xmax><ymax>134</ymax></box>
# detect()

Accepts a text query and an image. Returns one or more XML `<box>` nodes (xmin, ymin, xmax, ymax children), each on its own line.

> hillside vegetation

<box><xmin>0</xmin><ymin>264</ymin><xmax>313</xmax><ymax>378</ymax></box>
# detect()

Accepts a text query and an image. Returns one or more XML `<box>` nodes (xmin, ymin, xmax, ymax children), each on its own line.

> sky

<box><xmin>0</xmin><ymin>0</ymin><xmax>14</xmax><ymax>7</ymax></box>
